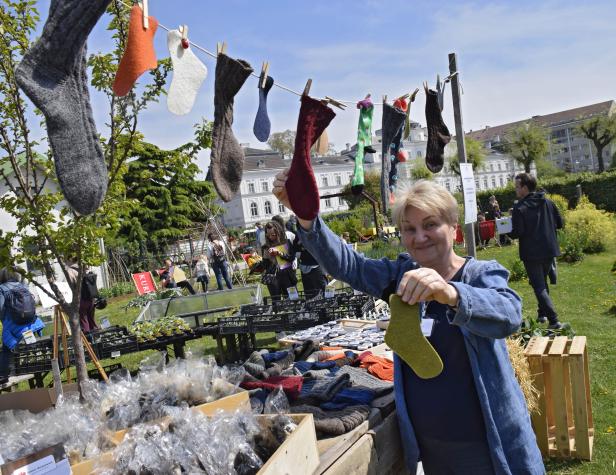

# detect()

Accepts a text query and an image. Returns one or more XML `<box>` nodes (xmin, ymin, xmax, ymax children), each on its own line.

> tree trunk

<box><xmin>596</xmin><ymin>145</ymin><xmax>605</xmax><ymax>173</ymax></box>
<box><xmin>525</xmin><ymin>162</ymin><xmax>531</xmax><ymax>173</ymax></box>
<box><xmin>65</xmin><ymin>302</ymin><xmax>89</xmax><ymax>399</ymax></box>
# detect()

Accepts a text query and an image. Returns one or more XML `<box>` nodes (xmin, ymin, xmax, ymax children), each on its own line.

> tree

<box><xmin>448</xmin><ymin>137</ymin><xmax>487</xmax><ymax>176</ymax></box>
<box><xmin>535</xmin><ymin>158</ymin><xmax>566</xmax><ymax>179</ymax></box>
<box><xmin>0</xmin><ymin>1</ymin><xmax>172</xmax><ymax>392</ymax></box>
<box><xmin>506</xmin><ymin>122</ymin><xmax>549</xmax><ymax>173</ymax></box>
<box><xmin>118</xmin><ymin>131</ymin><xmax>216</xmax><ymax>257</ymax></box>
<box><xmin>268</xmin><ymin>129</ymin><xmax>295</xmax><ymax>156</ymax></box>
<box><xmin>340</xmin><ymin>171</ymin><xmax>382</xmax><ymax>210</ymax></box>
<box><xmin>410</xmin><ymin>161</ymin><xmax>433</xmax><ymax>180</ymax></box>
<box><xmin>578</xmin><ymin>115</ymin><xmax>616</xmax><ymax>173</ymax></box>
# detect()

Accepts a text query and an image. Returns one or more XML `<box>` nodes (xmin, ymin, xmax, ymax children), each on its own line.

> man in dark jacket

<box><xmin>509</xmin><ymin>173</ymin><xmax>563</xmax><ymax>328</ymax></box>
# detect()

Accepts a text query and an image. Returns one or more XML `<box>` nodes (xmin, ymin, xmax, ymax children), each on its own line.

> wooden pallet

<box><xmin>524</xmin><ymin>336</ymin><xmax>593</xmax><ymax>460</ymax></box>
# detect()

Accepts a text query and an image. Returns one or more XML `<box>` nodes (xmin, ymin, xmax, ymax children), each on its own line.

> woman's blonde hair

<box><xmin>391</xmin><ymin>180</ymin><xmax>458</xmax><ymax>228</ymax></box>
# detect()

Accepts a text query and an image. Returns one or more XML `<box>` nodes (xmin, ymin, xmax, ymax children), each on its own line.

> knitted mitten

<box><xmin>15</xmin><ymin>0</ymin><xmax>111</xmax><ymax>215</ymax></box>
<box><xmin>285</xmin><ymin>95</ymin><xmax>336</xmax><ymax>220</ymax></box>
<box><xmin>425</xmin><ymin>89</ymin><xmax>451</xmax><ymax>173</ymax></box>
<box><xmin>210</xmin><ymin>53</ymin><xmax>253</xmax><ymax>202</ymax></box>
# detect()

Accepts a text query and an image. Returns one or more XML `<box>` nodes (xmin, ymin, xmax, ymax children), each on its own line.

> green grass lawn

<box><xmin>2</xmin><ymin>241</ymin><xmax>615</xmax><ymax>473</ymax></box>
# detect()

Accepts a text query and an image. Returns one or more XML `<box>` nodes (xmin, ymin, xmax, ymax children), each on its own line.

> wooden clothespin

<box><xmin>302</xmin><ymin>78</ymin><xmax>312</xmax><ymax>97</ymax></box>
<box><xmin>139</xmin><ymin>0</ymin><xmax>149</xmax><ymax>29</ymax></box>
<box><xmin>397</xmin><ymin>93</ymin><xmax>410</xmax><ymax>101</ymax></box>
<box><xmin>217</xmin><ymin>42</ymin><xmax>227</xmax><ymax>55</ymax></box>
<box><xmin>180</xmin><ymin>25</ymin><xmax>189</xmax><ymax>49</ymax></box>
<box><xmin>423</xmin><ymin>81</ymin><xmax>429</xmax><ymax>94</ymax></box>
<box><xmin>324</xmin><ymin>96</ymin><xmax>347</xmax><ymax>110</ymax></box>
<box><xmin>260</xmin><ymin>61</ymin><xmax>270</xmax><ymax>89</ymax></box>
<box><xmin>382</xmin><ymin>95</ymin><xmax>388</xmax><ymax>104</ymax></box>
<box><xmin>409</xmin><ymin>88</ymin><xmax>420</xmax><ymax>102</ymax></box>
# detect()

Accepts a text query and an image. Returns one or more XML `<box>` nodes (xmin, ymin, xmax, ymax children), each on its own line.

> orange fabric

<box><xmin>113</xmin><ymin>5</ymin><xmax>158</xmax><ymax>97</ymax></box>
<box><xmin>320</xmin><ymin>346</ymin><xmax>343</xmax><ymax>351</ymax></box>
<box><xmin>325</xmin><ymin>353</ymin><xmax>346</xmax><ymax>362</ymax></box>
<box><xmin>360</xmin><ymin>354</ymin><xmax>394</xmax><ymax>381</ymax></box>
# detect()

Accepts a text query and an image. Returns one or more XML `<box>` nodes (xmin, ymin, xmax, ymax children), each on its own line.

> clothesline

<box><xmin>118</xmin><ymin>0</ymin><xmax>458</xmax><ymax>109</ymax></box>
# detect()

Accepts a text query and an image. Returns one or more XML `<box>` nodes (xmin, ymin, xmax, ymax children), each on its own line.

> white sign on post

<box><xmin>36</xmin><ymin>282</ymin><xmax>73</xmax><ymax>309</ymax></box>
<box><xmin>459</xmin><ymin>163</ymin><xmax>478</xmax><ymax>224</ymax></box>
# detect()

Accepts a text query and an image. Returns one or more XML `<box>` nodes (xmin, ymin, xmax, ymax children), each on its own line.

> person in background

<box><xmin>193</xmin><ymin>254</ymin><xmax>211</xmax><ymax>293</ymax></box>
<box><xmin>292</xmin><ymin>234</ymin><xmax>328</xmax><ymax>299</ymax></box>
<box><xmin>161</xmin><ymin>258</ymin><xmax>196</xmax><ymax>295</ymax></box>
<box><xmin>245</xmin><ymin>247</ymin><xmax>263</xmax><ymax>271</ymax></box>
<box><xmin>66</xmin><ymin>261</ymin><xmax>101</xmax><ymax>332</ymax></box>
<box><xmin>254</xmin><ymin>222</ymin><xmax>265</xmax><ymax>256</ymax></box>
<box><xmin>485</xmin><ymin>195</ymin><xmax>502</xmax><ymax>221</ymax></box>
<box><xmin>340</xmin><ymin>232</ymin><xmax>350</xmax><ymax>244</ymax></box>
<box><xmin>272</xmin><ymin>214</ymin><xmax>296</xmax><ymax>242</ymax></box>
<box><xmin>509</xmin><ymin>173</ymin><xmax>563</xmax><ymax>329</ymax></box>
<box><xmin>0</xmin><ymin>267</ymin><xmax>45</xmax><ymax>384</ymax></box>
<box><xmin>273</xmin><ymin>170</ymin><xmax>543</xmax><ymax>475</ymax></box>
<box><xmin>475</xmin><ymin>213</ymin><xmax>490</xmax><ymax>248</ymax></box>
<box><xmin>262</xmin><ymin>221</ymin><xmax>297</xmax><ymax>300</ymax></box>
<box><xmin>207</xmin><ymin>234</ymin><xmax>233</xmax><ymax>290</ymax></box>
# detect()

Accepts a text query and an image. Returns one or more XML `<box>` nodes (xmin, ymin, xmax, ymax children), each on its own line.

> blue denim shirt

<box><xmin>298</xmin><ymin>217</ymin><xmax>544</xmax><ymax>475</ymax></box>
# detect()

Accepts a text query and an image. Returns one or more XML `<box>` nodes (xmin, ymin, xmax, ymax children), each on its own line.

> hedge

<box><xmin>476</xmin><ymin>170</ymin><xmax>616</xmax><ymax>212</ymax></box>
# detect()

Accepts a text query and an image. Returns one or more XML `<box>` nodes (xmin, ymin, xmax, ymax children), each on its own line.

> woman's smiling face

<box><xmin>400</xmin><ymin>206</ymin><xmax>456</xmax><ymax>268</ymax></box>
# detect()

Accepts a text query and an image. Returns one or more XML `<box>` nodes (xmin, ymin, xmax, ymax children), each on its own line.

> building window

<box><xmin>416</xmin><ymin>150</ymin><xmax>422</xmax><ymax>158</ymax></box>
<box><xmin>248</xmin><ymin>182</ymin><xmax>255</xmax><ymax>194</ymax></box>
<box><xmin>325</xmin><ymin>198</ymin><xmax>331</xmax><ymax>208</ymax></box>
<box><xmin>278</xmin><ymin>201</ymin><xmax>285</xmax><ymax>213</ymax></box>
<box><xmin>483</xmin><ymin>178</ymin><xmax>488</xmax><ymax>189</ymax></box>
<box><xmin>322</xmin><ymin>176</ymin><xmax>329</xmax><ymax>187</ymax></box>
<box><xmin>475</xmin><ymin>179</ymin><xmax>480</xmax><ymax>188</ymax></box>
<box><xmin>497</xmin><ymin>163</ymin><xmax>502</xmax><ymax>171</ymax></box>
<box><xmin>445</xmin><ymin>181</ymin><xmax>451</xmax><ymax>191</ymax></box>
<box><xmin>348</xmin><ymin>173</ymin><xmax>353</xmax><ymax>181</ymax></box>
<box><xmin>490</xmin><ymin>163</ymin><xmax>494</xmax><ymax>171</ymax></box>
<box><xmin>261</xmin><ymin>180</ymin><xmax>269</xmax><ymax>192</ymax></box>
<box><xmin>338</xmin><ymin>197</ymin><xmax>345</xmax><ymax>206</ymax></box>
<box><xmin>499</xmin><ymin>176</ymin><xmax>504</xmax><ymax>187</ymax></box>
<box><xmin>250</xmin><ymin>202</ymin><xmax>258</xmax><ymax>217</ymax></box>
<box><xmin>491</xmin><ymin>176</ymin><xmax>496</xmax><ymax>188</ymax></box>
<box><xmin>335</xmin><ymin>174</ymin><xmax>342</xmax><ymax>185</ymax></box>
<box><xmin>264</xmin><ymin>201</ymin><xmax>272</xmax><ymax>215</ymax></box>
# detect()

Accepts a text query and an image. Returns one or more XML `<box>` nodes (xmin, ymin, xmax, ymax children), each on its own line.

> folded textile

<box><xmin>298</xmin><ymin>374</ymin><xmax>350</xmax><ymax>403</ymax></box>
<box><xmin>241</xmin><ymin>376</ymin><xmax>303</xmax><ymax>400</ymax></box>
<box><xmin>290</xmin><ymin>404</ymin><xmax>371</xmax><ymax>436</ymax></box>
<box><xmin>327</xmin><ymin>350</ymin><xmax>357</xmax><ymax>368</ymax></box>
<box><xmin>262</xmin><ymin>350</ymin><xmax>291</xmax><ymax>365</ymax></box>
<box><xmin>294</xmin><ymin>340</ymin><xmax>318</xmax><ymax>361</ymax></box>
<box><xmin>336</xmin><ymin>365</ymin><xmax>393</xmax><ymax>395</ymax></box>
<box><xmin>303</xmin><ymin>368</ymin><xmax>337</xmax><ymax>379</ymax></box>
<box><xmin>359</xmin><ymin>353</ymin><xmax>394</xmax><ymax>382</ymax></box>
<box><xmin>294</xmin><ymin>360</ymin><xmax>337</xmax><ymax>374</ymax></box>
<box><xmin>321</xmin><ymin>387</ymin><xmax>376</xmax><ymax>411</ymax></box>
<box><xmin>306</xmin><ymin>350</ymin><xmax>344</xmax><ymax>362</ymax></box>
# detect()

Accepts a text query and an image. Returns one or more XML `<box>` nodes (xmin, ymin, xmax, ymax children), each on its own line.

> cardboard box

<box><xmin>0</xmin><ymin>383</ymin><xmax>79</xmax><ymax>414</ymax></box>
<box><xmin>71</xmin><ymin>413</ymin><xmax>319</xmax><ymax>475</ymax></box>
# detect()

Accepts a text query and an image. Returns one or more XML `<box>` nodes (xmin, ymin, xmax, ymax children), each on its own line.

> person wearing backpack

<box><xmin>0</xmin><ymin>267</ymin><xmax>45</xmax><ymax>384</ymax></box>
<box><xmin>207</xmin><ymin>233</ymin><xmax>233</xmax><ymax>291</ymax></box>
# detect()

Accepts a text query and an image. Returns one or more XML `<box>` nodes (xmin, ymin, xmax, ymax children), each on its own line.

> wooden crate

<box><xmin>524</xmin><ymin>336</ymin><xmax>594</xmax><ymax>460</ymax></box>
<box><xmin>71</xmin><ymin>413</ymin><xmax>318</xmax><ymax>475</ymax></box>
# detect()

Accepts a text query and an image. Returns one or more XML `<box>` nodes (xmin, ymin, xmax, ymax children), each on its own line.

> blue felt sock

<box><xmin>253</xmin><ymin>74</ymin><xmax>274</xmax><ymax>142</ymax></box>
<box><xmin>321</xmin><ymin>387</ymin><xmax>376</xmax><ymax>411</ymax></box>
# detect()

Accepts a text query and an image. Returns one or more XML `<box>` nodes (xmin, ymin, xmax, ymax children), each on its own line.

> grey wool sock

<box><xmin>291</xmin><ymin>404</ymin><xmax>370</xmax><ymax>436</ymax></box>
<box><xmin>381</xmin><ymin>103</ymin><xmax>406</xmax><ymax>203</ymax></box>
<box><xmin>425</xmin><ymin>89</ymin><xmax>451</xmax><ymax>173</ymax></box>
<box><xmin>244</xmin><ymin>351</ymin><xmax>266</xmax><ymax>378</ymax></box>
<box><xmin>336</xmin><ymin>366</ymin><xmax>393</xmax><ymax>396</ymax></box>
<box><xmin>253</xmin><ymin>73</ymin><xmax>274</xmax><ymax>142</ymax></box>
<box><xmin>298</xmin><ymin>373</ymin><xmax>350</xmax><ymax>403</ymax></box>
<box><xmin>15</xmin><ymin>0</ymin><xmax>111</xmax><ymax>216</ymax></box>
<box><xmin>209</xmin><ymin>53</ymin><xmax>253</xmax><ymax>202</ymax></box>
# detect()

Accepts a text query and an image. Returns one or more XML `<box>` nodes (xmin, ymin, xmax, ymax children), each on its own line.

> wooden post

<box><xmin>448</xmin><ymin>53</ymin><xmax>476</xmax><ymax>258</ymax></box>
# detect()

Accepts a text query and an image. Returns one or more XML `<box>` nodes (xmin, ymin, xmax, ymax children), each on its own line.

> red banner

<box><xmin>132</xmin><ymin>271</ymin><xmax>157</xmax><ymax>295</ymax></box>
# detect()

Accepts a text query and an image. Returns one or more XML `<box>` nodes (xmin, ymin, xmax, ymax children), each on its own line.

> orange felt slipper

<box><xmin>113</xmin><ymin>5</ymin><xmax>158</xmax><ymax>96</ymax></box>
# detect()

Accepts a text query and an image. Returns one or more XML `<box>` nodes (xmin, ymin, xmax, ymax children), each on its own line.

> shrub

<box><xmin>558</xmin><ymin>228</ymin><xmax>585</xmax><ymax>263</ymax></box>
<box><xmin>506</xmin><ymin>259</ymin><xmax>527</xmax><ymax>282</ymax></box>
<box><xmin>565</xmin><ymin>197</ymin><xmax>615</xmax><ymax>254</ymax></box>
<box><xmin>365</xmin><ymin>239</ymin><xmax>406</xmax><ymax>260</ymax></box>
<box><xmin>99</xmin><ymin>281</ymin><xmax>135</xmax><ymax>298</ymax></box>
<box><xmin>546</xmin><ymin>193</ymin><xmax>569</xmax><ymax>215</ymax></box>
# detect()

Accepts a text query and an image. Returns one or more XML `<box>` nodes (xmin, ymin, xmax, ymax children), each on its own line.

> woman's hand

<box><xmin>273</xmin><ymin>168</ymin><xmax>292</xmax><ymax>210</ymax></box>
<box><xmin>397</xmin><ymin>268</ymin><xmax>459</xmax><ymax>307</ymax></box>
<box><xmin>268</xmin><ymin>248</ymin><xmax>279</xmax><ymax>256</ymax></box>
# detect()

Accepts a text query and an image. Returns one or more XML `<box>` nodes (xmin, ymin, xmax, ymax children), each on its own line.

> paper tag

<box><xmin>111</xmin><ymin>351</ymin><xmax>121</xmax><ymax>358</ymax></box>
<box><xmin>353</xmin><ymin>289</ymin><xmax>362</xmax><ymax>296</ymax></box>
<box><xmin>101</xmin><ymin>317</ymin><xmax>111</xmax><ymax>329</ymax></box>
<box><xmin>324</xmin><ymin>289</ymin><xmax>335</xmax><ymax>299</ymax></box>
<box><xmin>287</xmin><ymin>287</ymin><xmax>299</xmax><ymax>300</ymax></box>
<box><xmin>421</xmin><ymin>318</ymin><xmax>435</xmax><ymax>337</ymax></box>
<box><xmin>22</xmin><ymin>330</ymin><xmax>36</xmax><ymax>345</ymax></box>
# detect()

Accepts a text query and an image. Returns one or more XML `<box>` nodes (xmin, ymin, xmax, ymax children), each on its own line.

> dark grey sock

<box><xmin>381</xmin><ymin>103</ymin><xmax>406</xmax><ymax>201</ymax></box>
<box><xmin>425</xmin><ymin>89</ymin><xmax>451</xmax><ymax>173</ymax></box>
<box><xmin>253</xmin><ymin>74</ymin><xmax>274</xmax><ymax>142</ymax></box>
<box><xmin>15</xmin><ymin>0</ymin><xmax>111</xmax><ymax>216</ymax></box>
<box><xmin>210</xmin><ymin>53</ymin><xmax>253</xmax><ymax>202</ymax></box>
<box><xmin>290</xmin><ymin>404</ymin><xmax>370</xmax><ymax>436</ymax></box>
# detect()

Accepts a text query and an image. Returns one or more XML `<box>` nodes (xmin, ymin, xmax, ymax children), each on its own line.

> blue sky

<box><xmin>33</xmin><ymin>1</ymin><xmax>616</xmax><ymax>176</ymax></box>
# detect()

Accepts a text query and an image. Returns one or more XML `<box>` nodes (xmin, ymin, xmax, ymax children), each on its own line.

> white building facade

<box><xmin>218</xmin><ymin>148</ymin><xmax>356</xmax><ymax>229</ymax></box>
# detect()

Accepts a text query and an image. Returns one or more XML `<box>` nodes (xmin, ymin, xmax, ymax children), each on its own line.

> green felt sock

<box><xmin>385</xmin><ymin>295</ymin><xmax>443</xmax><ymax>379</ymax></box>
<box><xmin>351</xmin><ymin>102</ymin><xmax>374</xmax><ymax>195</ymax></box>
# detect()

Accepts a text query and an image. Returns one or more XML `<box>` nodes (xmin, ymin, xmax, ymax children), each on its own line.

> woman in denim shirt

<box><xmin>274</xmin><ymin>172</ymin><xmax>544</xmax><ymax>475</ymax></box>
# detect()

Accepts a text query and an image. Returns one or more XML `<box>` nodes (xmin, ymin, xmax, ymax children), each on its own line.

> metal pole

<box><xmin>448</xmin><ymin>53</ymin><xmax>477</xmax><ymax>258</ymax></box>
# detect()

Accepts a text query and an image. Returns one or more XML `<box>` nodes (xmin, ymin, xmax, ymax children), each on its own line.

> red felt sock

<box><xmin>286</xmin><ymin>95</ymin><xmax>336</xmax><ymax>220</ymax></box>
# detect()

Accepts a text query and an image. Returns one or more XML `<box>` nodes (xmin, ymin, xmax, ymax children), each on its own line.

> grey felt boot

<box><xmin>15</xmin><ymin>0</ymin><xmax>111</xmax><ymax>215</ymax></box>
<box><xmin>210</xmin><ymin>54</ymin><xmax>253</xmax><ymax>202</ymax></box>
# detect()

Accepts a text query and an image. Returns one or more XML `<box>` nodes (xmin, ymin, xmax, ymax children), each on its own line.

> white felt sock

<box><xmin>167</xmin><ymin>29</ymin><xmax>207</xmax><ymax>115</ymax></box>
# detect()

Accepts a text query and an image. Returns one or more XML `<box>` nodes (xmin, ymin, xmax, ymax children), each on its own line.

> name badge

<box><xmin>421</xmin><ymin>318</ymin><xmax>435</xmax><ymax>337</ymax></box>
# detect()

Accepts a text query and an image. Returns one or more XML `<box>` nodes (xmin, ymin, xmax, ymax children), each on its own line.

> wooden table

<box><xmin>0</xmin><ymin>374</ymin><xmax>36</xmax><ymax>393</ymax></box>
